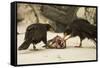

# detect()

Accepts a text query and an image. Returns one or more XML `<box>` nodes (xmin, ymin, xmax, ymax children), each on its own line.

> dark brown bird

<box><xmin>18</xmin><ymin>24</ymin><xmax>52</xmax><ymax>50</ymax></box>
<box><xmin>64</xmin><ymin>19</ymin><xmax>96</xmax><ymax>47</ymax></box>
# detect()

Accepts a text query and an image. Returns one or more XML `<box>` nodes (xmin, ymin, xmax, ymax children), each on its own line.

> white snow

<box><xmin>17</xmin><ymin>31</ymin><xmax>96</xmax><ymax>65</ymax></box>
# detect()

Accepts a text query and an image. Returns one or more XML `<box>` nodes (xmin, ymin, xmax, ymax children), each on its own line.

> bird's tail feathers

<box><xmin>18</xmin><ymin>40</ymin><xmax>31</xmax><ymax>50</ymax></box>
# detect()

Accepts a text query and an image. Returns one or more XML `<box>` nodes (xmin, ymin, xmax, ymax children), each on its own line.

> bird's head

<box><xmin>45</xmin><ymin>24</ymin><xmax>54</xmax><ymax>31</ymax></box>
<box><xmin>64</xmin><ymin>26</ymin><xmax>72</xmax><ymax>37</ymax></box>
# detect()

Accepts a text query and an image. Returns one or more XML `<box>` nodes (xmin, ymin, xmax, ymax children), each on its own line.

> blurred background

<box><xmin>17</xmin><ymin>3</ymin><xmax>96</xmax><ymax>33</ymax></box>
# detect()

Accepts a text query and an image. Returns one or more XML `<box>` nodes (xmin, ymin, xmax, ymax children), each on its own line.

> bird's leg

<box><xmin>74</xmin><ymin>38</ymin><xmax>82</xmax><ymax>48</ymax></box>
<box><xmin>79</xmin><ymin>40</ymin><xmax>82</xmax><ymax>47</ymax></box>
<box><xmin>33</xmin><ymin>45</ymin><xmax>36</xmax><ymax>50</ymax></box>
<box><xmin>42</xmin><ymin>38</ymin><xmax>48</xmax><ymax>48</ymax></box>
<box><xmin>75</xmin><ymin>39</ymin><xmax>82</xmax><ymax>47</ymax></box>
<box><xmin>32</xmin><ymin>43</ymin><xmax>36</xmax><ymax>50</ymax></box>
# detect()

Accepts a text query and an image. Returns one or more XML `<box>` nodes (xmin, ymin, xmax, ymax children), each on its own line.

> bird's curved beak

<box><xmin>49</xmin><ymin>27</ymin><xmax>54</xmax><ymax>31</ymax></box>
<box><xmin>63</xmin><ymin>32</ymin><xmax>67</xmax><ymax>39</ymax></box>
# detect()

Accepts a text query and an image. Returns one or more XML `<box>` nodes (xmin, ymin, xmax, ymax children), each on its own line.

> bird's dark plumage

<box><xmin>64</xmin><ymin>19</ymin><xmax>96</xmax><ymax>47</ymax></box>
<box><xmin>18</xmin><ymin>24</ymin><xmax>52</xmax><ymax>50</ymax></box>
